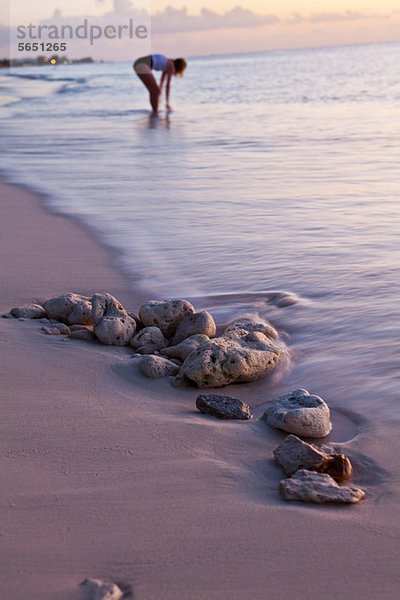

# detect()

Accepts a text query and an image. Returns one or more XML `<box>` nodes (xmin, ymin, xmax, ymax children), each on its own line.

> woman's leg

<box><xmin>134</xmin><ymin>61</ymin><xmax>160</xmax><ymax>113</ymax></box>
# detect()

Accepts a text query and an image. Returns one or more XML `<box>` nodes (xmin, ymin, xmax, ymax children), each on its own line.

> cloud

<box><xmin>151</xmin><ymin>6</ymin><xmax>280</xmax><ymax>34</ymax></box>
<box><xmin>309</xmin><ymin>11</ymin><xmax>370</xmax><ymax>24</ymax></box>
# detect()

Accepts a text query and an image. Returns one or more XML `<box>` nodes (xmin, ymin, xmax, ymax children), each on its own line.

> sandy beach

<box><xmin>1</xmin><ymin>177</ymin><xmax>400</xmax><ymax>600</ymax></box>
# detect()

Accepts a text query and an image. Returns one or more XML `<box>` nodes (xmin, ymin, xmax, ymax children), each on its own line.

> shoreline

<box><xmin>0</xmin><ymin>173</ymin><xmax>150</xmax><ymax>312</ymax></box>
<box><xmin>1</xmin><ymin>178</ymin><xmax>399</xmax><ymax>599</ymax></box>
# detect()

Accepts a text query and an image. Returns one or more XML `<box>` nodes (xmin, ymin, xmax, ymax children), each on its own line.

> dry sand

<box><xmin>1</xmin><ymin>178</ymin><xmax>399</xmax><ymax>599</ymax></box>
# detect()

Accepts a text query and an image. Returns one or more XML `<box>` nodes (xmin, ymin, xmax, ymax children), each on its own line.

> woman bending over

<box><xmin>133</xmin><ymin>54</ymin><xmax>187</xmax><ymax>113</ymax></box>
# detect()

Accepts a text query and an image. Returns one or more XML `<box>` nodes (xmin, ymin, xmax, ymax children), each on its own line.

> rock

<box><xmin>169</xmin><ymin>358</ymin><xmax>183</xmax><ymax>366</ymax></box>
<box><xmin>10</xmin><ymin>303</ymin><xmax>46</xmax><ymax>319</ymax></box>
<box><xmin>160</xmin><ymin>334</ymin><xmax>210</xmax><ymax>361</ymax></box>
<box><xmin>92</xmin><ymin>293</ymin><xmax>136</xmax><ymax>346</ymax></box>
<box><xmin>130</xmin><ymin>326</ymin><xmax>167</xmax><ymax>354</ymax></box>
<box><xmin>172</xmin><ymin>311</ymin><xmax>216</xmax><ymax>344</ymax></box>
<box><xmin>139</xmin><ymin>299</ymin><xmax>195</xmax><ymax>337</ymax></box>
<box><xmin>140</xmin><ymin>355</ymin><xmax>180</xmax><ymax>378</ymax></box>
<box><xmin>44</xmin><ymin>293</ymin><xmax>92</xmax><ymax>325</ymax></box>
<box><xmin>224</xmin><ymin>316</ymin><xmax>278</xmax><ymax>340</ymax></box>
<box><xmin>79</xmin><ymin>578</ymin><xmax>123</xmax><ymax>600</ymax></box>
<box><xmin>274</xmin><ymin>435</ymin><xmax>353</xmax><ymax>482</ymax></box>
<box><xmin>1</xmin><ymin>312</ymin><xmax>13</xmax><ymax>318</ymax></box>
<box><xmin>70</xmin><ymin>324</ymin><xmax>93</xmax><ymax>332</ymax></box>
<box><xmin>42</xmin><ymin>326</ymin><xmax>62</xmax><ymax>335</ymax></box>
<box><xmin>174</xmin><ymin>333</ymin><xmax>285</xmax><ymax>388</ymax></box>
<box><xmin>279</xmin><ymin>470</ymin><xmax>365</xmax><ymax>504</ymax></box>
<box><xmin>128</xmin><ymin>311</ymin><xmax>143</xmax><ymax>332</ymax></box>
<box><xmin>196</xmin><ymin>394</ymin><xmax>252</xmax><ymax>420</ymax></box>
<box><xmin>276</xmin><ymin>294</ymin><xmax>298</xmax><ymax>308</ymax></box>
<box><xmin>69</xmin><ymin>329</ymin><xmax>95</xmax><ymax>342</ymax></box>
<box><xmin>50</xmin><ymin>321</ymin><xmax>71</xmax><ymax>335</ymax></box>
<box><xmin>322</xmin><ymin>453</ymin><xmax>354</xmax><ymax>482</ymax></box>
<box><xmin>40</xmin><ymin>318</ymin><xmax>50</xmax><ymax>323</ymax></box>
<box><xmin>264</xmin><ymin>389</ymin><xmax>332</xmax><ymax>438</ymax></box>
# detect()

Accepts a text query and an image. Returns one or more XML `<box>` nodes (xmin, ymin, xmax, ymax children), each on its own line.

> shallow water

<box><xmin>1</xmin><ymin>42</ymin><xmax>399</xmax><ymax>421</ymax></box>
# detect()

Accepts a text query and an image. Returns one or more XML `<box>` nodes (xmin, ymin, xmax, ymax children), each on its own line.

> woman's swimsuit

<box><xmin>134</xmin><ymin>54</ymin><xmax>168</xmax><ymax>73</ymax></box>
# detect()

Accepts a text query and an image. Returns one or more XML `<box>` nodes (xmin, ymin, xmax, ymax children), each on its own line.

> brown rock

<box><xmin>279</xmin><ymin>470</ymin><xmax>365</xmax><ymax>504</ymax></box>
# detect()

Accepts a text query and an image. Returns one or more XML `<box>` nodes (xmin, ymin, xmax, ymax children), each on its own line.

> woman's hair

<box><xmin>173</xmin><ymin>58</ymin><xmax>187</xmax><ymax>76</ymax></box>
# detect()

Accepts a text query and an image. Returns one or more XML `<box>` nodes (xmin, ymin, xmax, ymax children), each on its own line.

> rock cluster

<box><xmin>5</xmin><ymin>293</ymin><xmax>369</xmax><ymax>506</ymax></box>
<box><xmin>6</xmin><ymin>295</ymin><xmax>286</xmax><ymax>389</ymax></box>
<box><xmin>271</xmin><ymin>416</ymin><xmax>365</xmax><ymax>503</ymax></box>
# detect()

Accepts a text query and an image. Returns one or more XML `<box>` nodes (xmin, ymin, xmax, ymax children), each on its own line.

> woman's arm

<box><xmin>159</xmin><ymin>70</ymin><xmax>167</xmax><ymax>95</ymax></box>
<box><xmin>164</xmin><ymin>59</ymin><xmax>175</xmax><ymax>110</ymax></box>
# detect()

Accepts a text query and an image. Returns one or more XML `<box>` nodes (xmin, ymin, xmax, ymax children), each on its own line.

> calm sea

<box><xmin>1</xmin><ymin>42</ymin><xmax>399</xmax><ymax>423</ymax></box>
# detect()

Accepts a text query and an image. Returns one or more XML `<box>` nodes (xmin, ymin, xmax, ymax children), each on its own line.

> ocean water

<box><xmin>1</xmin><ymin>42</ymin><xmax>399</xmax><ymax>423</ymax></box>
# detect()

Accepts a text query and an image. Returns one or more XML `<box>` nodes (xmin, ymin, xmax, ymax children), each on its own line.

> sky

<box><xmin>1</xmin><ymin>1</ymin><xmax>400</xmax><ymax>59</ymax></box>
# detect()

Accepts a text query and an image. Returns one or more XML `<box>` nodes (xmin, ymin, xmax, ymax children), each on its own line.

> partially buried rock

<box><xmin>70</xmin><ymin>324</ymin><xmax>93</xmax><ymax>332</ymax></box>
<box><xmin>279</xmin><ymin>470</ymin><xmax>365</xmax><ymax>504</ymax></box>
<box><xmin>130</xmin><ymin>326</ymin><xmax>167</xmax><ymax>354</ymax></box>
<box><xmin>42</xmin><ymin>322</ymin><xmax>71</xmax><ymax>335</ymax></box>
<box><xmin>50</xmin><ymin>321</ymin><xmax>71</xmax><ymax>335</ymax></box>
<box><xmin>92</xmin><ymin>293</ymin><xmax>136</xmax><ymax>346</ymax></box>
<box><xmin>140</xmin><ymin>355</ymin><xmax>180</xmax><ymax>378</ymax></box>
<box><xmin>174</xmin><ymin>331</ymin><xmax>285</xmax><ymax>388</ymax></box>
<box><xmin>264</xmin><ymin>389</ymin><xmax>332</xmax><ymax>438</ymax></box>
<box><xmin>196</xmin><ymin>394</ymin><xmax>252</xmax><ymax>420</ymax></box>
<box><xmin>42</xmin><ymin>326</ymin><xmax>61</xmax><ymax>336</ymax></box>
<box><xmin>79</xmin><ymin>578</ymin><xmax>122</xmax><ymax>600</ymax></box>
<box><xmin>172</xmin><ymin>311</ymin><xmax>216</xmax><ymax>345</ymax></box>
<box><xmin>69</xmin><ymin>329</ymin><xmax>95</xmax><ymax>342</ymax></box>
<box><xmin>160</xmin><ymin>334</ymin><xmax>210</xmax><ymax>361</ymax></box>
<box><xmin>139</xmin><ymin>299</ymin><xmax>195</xmax><ymax>338</ymax></box>
<box><xmin>274</xmin><ymin>434</ymin><xmax>353</xmax><ymax>482</ymax></box>
<box><xmin>10</xmin><ymin>303</ymin><xmax>46</xmax><ymax>319</ymax></box>
<box><xmin>224</xmin><ymin>316</ymin><xmax>278</xmax><ymax>340</ymax></box>
<box><xmin>44</xmin><ymin>293</ymin><xmax>92</xmax><ymax>325</ymax></box>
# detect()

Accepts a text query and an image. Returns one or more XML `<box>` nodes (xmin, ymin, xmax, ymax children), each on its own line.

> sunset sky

<box><xmin>1</xmin><ymin>1</ymin><xmax>399</xmax><ymax>59</ymax></box>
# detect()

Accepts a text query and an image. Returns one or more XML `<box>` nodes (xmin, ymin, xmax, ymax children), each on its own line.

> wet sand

<box><xmin>1</xmin><ymin>178</ymin><xmax>399</xmax><ymax>600</ymax></box>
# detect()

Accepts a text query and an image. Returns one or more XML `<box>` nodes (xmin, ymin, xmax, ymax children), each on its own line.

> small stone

<box><xmin>10</xmin><ymin>303</ymin><xmax>46</xmax><ymax>319</ymax></box>
<box><xmin>274</xmin><ymin>434</ymin><xmax>353</xmax><ymax>481</ymax></box>
<box><xmin>139</xmin><ymin>299</ymin><xmax>195</xmax><ymax>337</ymax></box>
<box><xmin>79</xmin><ymin>578</ymin><xmax>123</xmax><ymax>600</ymax></box>
<box><xmin>130</xmin><ymin>326</ymin><xmax>167</xmax><ymax>353</ymax></box>
<box><xmin>19</xmin><ymin>317</ymin><xmax>28</xmax><ymax>321</ymax></box>
<box><xmin>69</xmin><ymin>329</ymin><xmax>95</xmax><ymax>342</ymax></box>
<box><xmin>70</xmin><ymin>324</ymin><xmax>93</xmax><ymax>332</ymax></box>
<box><xmin>160</xmin><ymin>334</ymin><xmax>210</xmax><ymax>361</ymax></box>
<box><xmin>140</xmin><ymin>355</ymin><xmax>180</xmax><ymax>378</ymax></box>
<box><xmin>40</xmin><ymin>318</ymin><xmax>50</xmax><ymax>323</ymax></box>
<box><xmin>264</xmin><ymin>389</ymin><xmax>332</xmax><ymax>438</ymax></box>
<box><xmin>42</xmin><ymin>326</ymin><xmax>61</xmax><ymax>336</ymax></box>
<box><xmin>279</xmin><ymin>470</ymin><xmax>365</xmax><ymax>504</ymax></box>
<box><xmin>196</xmin><ymin>394</ymin><xmax>252</xmax><ymax>420</ymax></box>
<box><xmin>172</xmin><ymin>311</ymin><xmax>216</xmax><ymax>344</ymax></box>
<box><xmin>224</xmin><ymin>316</ymin><xmax>278</xmax><ymax>340</ymax></box>
<box><xmin>50</xmin><ymin>321</ymin><xmax>70</xmax><ymax>335</ymax></box>
<box><xmin>92</xmin><ymin>293</ymin><xmax>136</xmax><ymax>346</ymax></box>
